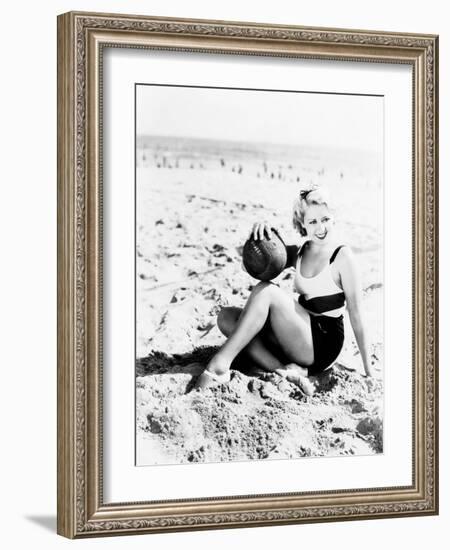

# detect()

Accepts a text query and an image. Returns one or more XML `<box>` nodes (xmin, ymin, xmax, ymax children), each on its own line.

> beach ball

<box><xmin>243</xmin><ymin>229</ymin><xmax>287</xmax><ymax>281</ymax></box>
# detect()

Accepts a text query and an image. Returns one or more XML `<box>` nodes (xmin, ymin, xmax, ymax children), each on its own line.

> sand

<box><xmin>136</xmin><ymin>136</ymin><xmax>384</xmax><ymax>466</ymax></box>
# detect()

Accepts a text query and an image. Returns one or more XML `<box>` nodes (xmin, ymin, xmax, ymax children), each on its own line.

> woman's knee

<box><xmin>217</xmin><ymin>307</ymin><xmax>240</xmax><ymax>335</ymax></box>
<box><xmin>254</xmin><ymin>281</ymin><xmax>272</xmax><ymax>290</ymax></box>
<box><xmin>252</xmin><ymin>281</ymin><xmax>282</xmax><ymax>301</ymax></box>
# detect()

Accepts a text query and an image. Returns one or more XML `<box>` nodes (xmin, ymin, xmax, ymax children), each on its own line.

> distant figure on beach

<box><xmin>195</xmin><ymin>186</ymin><xmax>374</xmax><ymax>394</ymax></box>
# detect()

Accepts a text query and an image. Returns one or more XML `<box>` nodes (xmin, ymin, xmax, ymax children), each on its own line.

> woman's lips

<box><xmin>316</xmin><ymin>231</ymin><xmax>327</xmax><ymax>240</ymax></box>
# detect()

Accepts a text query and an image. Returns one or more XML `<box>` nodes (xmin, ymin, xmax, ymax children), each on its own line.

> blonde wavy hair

<box><xmin>292</xmin><ymin>186</ymin><xmax>332</xmax><ymax>236</ymax></box>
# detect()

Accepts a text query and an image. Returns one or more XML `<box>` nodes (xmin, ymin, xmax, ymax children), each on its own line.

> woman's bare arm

<box><xmin>336</xmin><ymin>247</ymin><xmax>373</xmax><ymax>377</ymax></box>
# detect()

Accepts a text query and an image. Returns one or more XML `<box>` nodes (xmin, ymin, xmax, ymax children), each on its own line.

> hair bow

<box><xmin>299</xmin><ymin>186</ymin><xmax>319</xmax><ymax>201</ymax></box>
<box><xmin>299</xmin><ymin>189</ymin><xmax>312</xmax><ymax>200</ymax></box>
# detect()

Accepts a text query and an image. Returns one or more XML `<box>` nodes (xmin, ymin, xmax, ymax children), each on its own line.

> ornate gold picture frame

<box><xmin>57</xmin><ymin>11</ymin><xmax>438</xmax><ymax>538</ymax></box>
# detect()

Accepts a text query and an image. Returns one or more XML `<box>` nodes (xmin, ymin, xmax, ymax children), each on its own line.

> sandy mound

<box><xmin>136</xmin><ymin>347</ymin><xmax>383</xmax><ymax>465</ymax></box>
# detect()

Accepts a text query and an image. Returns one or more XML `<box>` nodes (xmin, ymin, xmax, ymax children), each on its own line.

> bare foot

<box><xmin>276</xmin><ymin>363</ymin><xmax>315</xmax><ymax>396</ymax></box>
<box><xmin>194</xmin><ymin>354</ymin><xmax>231</xmax><ymax>390</ymax></box>
<box><xmin>194</xmin><ymin>369</ymin><xmax>231</xmax><ymax>390</ymax></box>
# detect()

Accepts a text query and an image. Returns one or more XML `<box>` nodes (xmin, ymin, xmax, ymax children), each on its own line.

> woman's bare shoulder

<box><xmin>333</xmin><ymin>245</ymin><xmax>359</xmax><ymax>278</ymax></box>
<box><xmin>336</xmin><ymin>244</ymin><xmax>354</xmax><ymax>258</ymax></box>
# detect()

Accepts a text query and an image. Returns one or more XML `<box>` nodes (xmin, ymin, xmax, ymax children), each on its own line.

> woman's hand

<box><xmin>364</xmin><ymin>366</ymin><xmax>375</xmax><ymax>378</ymax></box>
<box><xmin>364</xmin><ymin>352</ymin><xmax>382</xmax><ymax>385</ymax></box>
<box><xmin>250</xmin><ymin>222</ymin><xmax>273</xmax><ymax>241</ymax></box>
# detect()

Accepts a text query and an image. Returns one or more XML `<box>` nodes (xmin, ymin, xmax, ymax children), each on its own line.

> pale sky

<box><xmin>136</xmin><ymin>84</ymin><xmax>383</xmax><ymax>154</ymax></box>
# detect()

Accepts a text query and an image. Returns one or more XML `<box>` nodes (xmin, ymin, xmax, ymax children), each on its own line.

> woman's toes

<box><xmin>278</xmin><ymin>363</ymin><xmax>309</xmax><ymax>379</ymax></box>
<box><xmin>278</xmin><ymin>364</ymin><xmax>315</xmax><ymax>396</ymax></box>
<box><xmin>288</xmin><ymin>375</ymin><xmax>315</xmax><ymax>396</ymax></box>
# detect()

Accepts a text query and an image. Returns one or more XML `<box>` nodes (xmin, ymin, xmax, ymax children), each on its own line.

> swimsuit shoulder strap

<box><xmin>329</xmin><ymin>245</ymin><xmax>345</xmax><ymax>264</ymax></box>
<box><xmin>285</xmin><ymin>245</ymin><xmax>300</xmax><ymax>269</ymax></box>
<box><xmin>298</xmin><ymin>241</ymin><xmax>308</xmax><ymax>258</ymax></box>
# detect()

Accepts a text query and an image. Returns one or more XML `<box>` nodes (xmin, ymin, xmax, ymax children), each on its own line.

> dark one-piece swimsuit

<box><xmin>295</xmin><ymin>244</ymin><xmax>346</xmax><ymax>375</ymax></box>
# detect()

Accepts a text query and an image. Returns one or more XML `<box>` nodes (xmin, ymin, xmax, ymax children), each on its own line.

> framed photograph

<box><xmin>57</xmin><ymin>11</ymin><xmax>439</xmax><ymax>538</ymax></box>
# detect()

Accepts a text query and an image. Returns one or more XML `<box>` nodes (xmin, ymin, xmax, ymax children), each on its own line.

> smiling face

<box><xmin>303</xmin><ymin>204</ymin><xmax>334</xmax><ymax>244</ymax></box>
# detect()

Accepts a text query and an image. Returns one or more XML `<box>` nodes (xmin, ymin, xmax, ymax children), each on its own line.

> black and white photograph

<box><xmin>135</xmin><ymin>84</ymin><xmax>384</xmax><ymax>466</ymax></box>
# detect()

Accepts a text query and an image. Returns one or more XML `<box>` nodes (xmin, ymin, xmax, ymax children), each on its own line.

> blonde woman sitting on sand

<box><xmin>195</xmin><ymin>186</ymin><xmax>374</xmax><ymax>394</ymax></box>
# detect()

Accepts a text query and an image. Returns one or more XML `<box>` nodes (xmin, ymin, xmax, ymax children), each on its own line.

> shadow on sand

<box><xmin>136</xmin><ymin>345</ymin><xmax>343</xmax><ymax>395</ymax></box>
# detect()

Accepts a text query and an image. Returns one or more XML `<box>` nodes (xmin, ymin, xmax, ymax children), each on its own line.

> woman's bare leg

<box><xmin>203</xmin><ymin>282</ymin><xmax>314</xmax><ymax>377</ymax></box>
<box><xmin>217</xmin><ymin>306</ymin><xmax>313</xmax><ymax>395</ymax></box>
<box><xmin>217</xmin><ymin>307</ymin><xmax>285</xmax><ymax>372</ymax></box>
